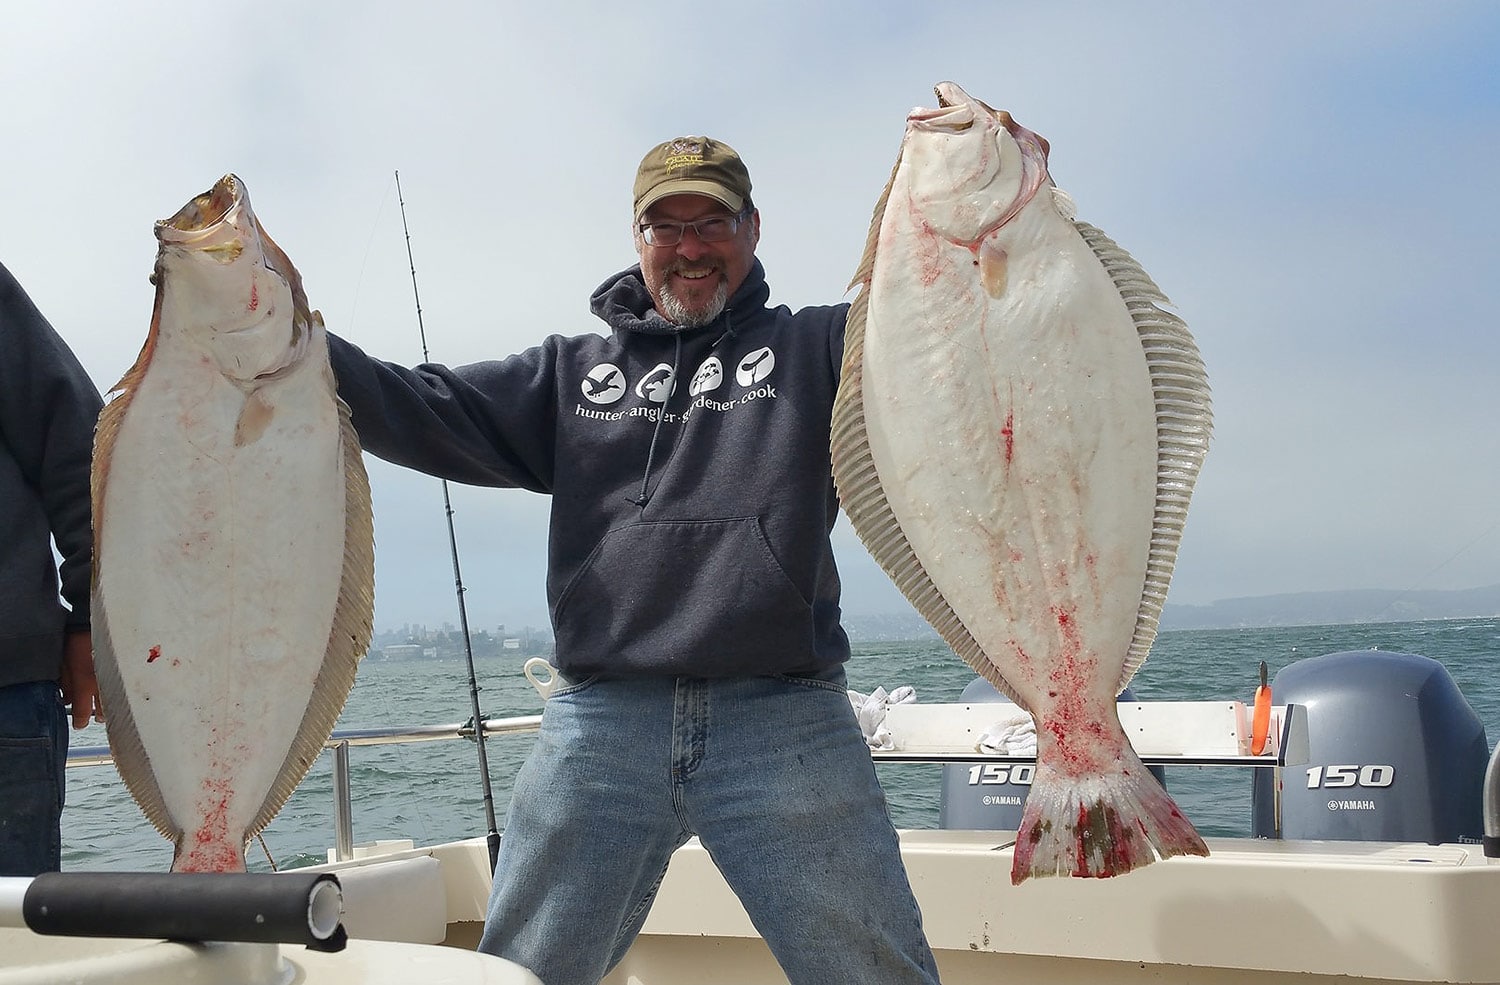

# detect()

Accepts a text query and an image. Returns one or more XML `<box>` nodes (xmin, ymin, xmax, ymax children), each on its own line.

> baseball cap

<box><xmin>633</xmin><ymin>136</ymin><xmax>752</xmax><ymax>220</ymax></box>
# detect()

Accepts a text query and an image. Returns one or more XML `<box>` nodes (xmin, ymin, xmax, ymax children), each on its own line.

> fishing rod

<box><xmin>394</xmin><ymin>170</ymin><xmax>501</xmax><ymax>873</ymax></box>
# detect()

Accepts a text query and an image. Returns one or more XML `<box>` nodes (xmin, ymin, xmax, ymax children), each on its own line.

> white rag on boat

<box><xmin>977</xmin><ymin>713</ymin><xmax>1038</xmax><ymax>756</ymax></box>
<box><xmin>848</xmin><ymin>685</ymin><xmax>916</xmax><ymax>750</ymax></box>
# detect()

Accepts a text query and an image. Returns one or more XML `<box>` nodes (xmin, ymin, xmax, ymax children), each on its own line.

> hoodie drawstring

<box><xmin>626</xmin><ymin>312</ymin><xmax>736</xmax><ymax>510</ymax></box>
<box><xmin>627</xmin><ymin>330</ymin><xmax>683</xmax><ymax>508</ymax></box>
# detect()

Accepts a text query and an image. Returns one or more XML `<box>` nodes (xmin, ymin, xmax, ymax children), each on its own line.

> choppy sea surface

<box><xmin>61</xmin><ymin>617</ymin><xmax>1500</xmax><ymax>872</ymax></box>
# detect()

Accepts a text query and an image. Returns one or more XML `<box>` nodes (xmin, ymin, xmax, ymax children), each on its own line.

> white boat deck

<box><xmin>283</xmin><ymin>826</ymin><xmax>1500</xmax><ymax>985</ymax></box>
<box><xmin>616</xmin><ymin>830</ymin><xmax>1500</xmax><ymax>984</ymax></box>
<box><xmin>310</xmin><ymin>699</ymin><xmax>1500</xmax><ymax>984</ymax></box>
<box><xmin>11</xmin><ymin>697</ymin><xmax>1498</xmax><ymax>984</ymax></box>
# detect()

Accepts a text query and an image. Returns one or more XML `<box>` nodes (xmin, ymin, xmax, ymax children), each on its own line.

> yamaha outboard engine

<box><xmin>1251</xmin><ymin>650</ymin><xmax>1486</xmax><ymax>843</ymax></box>
<box><xmin>938</xmin><ymin>678</ymin><xmax>1163</xmax><ymax>830</ymax></box>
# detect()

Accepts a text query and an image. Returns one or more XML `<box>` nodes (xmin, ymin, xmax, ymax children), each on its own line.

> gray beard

<box><xmin>658</xmin><ymin>278</ymin><xmax>728</xmax><ymax>328</ymax></box>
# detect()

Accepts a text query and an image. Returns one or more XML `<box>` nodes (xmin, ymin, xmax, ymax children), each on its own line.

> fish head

<box><xmin>898</xmin><ymin>82</ymin><xmax>1051</xmax><ymax>242</ymax></box>
<box><xmin>152</xmin><ymin>174</ymin><xmax>314</xmax><ymax>381</ymax></box>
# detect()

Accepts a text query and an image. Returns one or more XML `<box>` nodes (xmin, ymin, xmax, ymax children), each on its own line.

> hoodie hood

<box><xmin>589</xmin><ymin>259</ymin><xmax>772</xmax><ymax>337</ymax></box>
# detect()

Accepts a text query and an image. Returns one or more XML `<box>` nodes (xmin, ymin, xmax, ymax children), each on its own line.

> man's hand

<box><xmin>59</xmin><ymin>628</ymin><xmax>102</xmax><ymax>729</ymax></box>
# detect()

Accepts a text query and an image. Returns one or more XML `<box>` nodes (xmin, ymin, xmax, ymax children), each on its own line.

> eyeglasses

<box><xmin>638</xmin><ymin>210</ymin><xmax>748</xmax><ymax>247</ymax></box>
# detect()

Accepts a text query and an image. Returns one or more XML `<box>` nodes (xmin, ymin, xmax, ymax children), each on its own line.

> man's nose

<box><xmin>675</xmin><ymin>228</ymin><xmax>710</xmax><ymax>259</ymax></box>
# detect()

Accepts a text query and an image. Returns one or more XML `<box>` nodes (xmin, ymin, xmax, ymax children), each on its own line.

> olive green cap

<box><xmin>633</xmin><ymin>136</ymin><xmax>752</xmax><ymax>220</ymax></box>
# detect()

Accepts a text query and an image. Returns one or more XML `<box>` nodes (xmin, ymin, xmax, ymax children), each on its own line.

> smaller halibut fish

<box><xmin>91</xmin><ymin>175</ymin><xmax>374</xmax><ymax>872</ymax></box>
<box><xmin>833</xmin><ymin>84</ymin><xmax>1213</xmax><ymax>882</ymax></box>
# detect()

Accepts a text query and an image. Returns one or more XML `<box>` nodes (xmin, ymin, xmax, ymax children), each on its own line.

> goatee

<box><xmin>659</xmin><ymin>278</ymin><xmax>729</xmax><ymax>328</ymax></box>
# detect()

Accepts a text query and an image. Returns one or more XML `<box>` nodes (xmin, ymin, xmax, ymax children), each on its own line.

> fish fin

<box><xmin>1050</xmin><ymin>186</ymin><xmax>1078</xmax><ymax>221</ymax></box>
<box><xmin>978</xmin><ymin>240</ymin><xmax>1008</xmax><ymax>298</ymax></box>
<box><xmin>831</xmin><ymin>152</ymin><xmax>1028</xmax><ymax>707</ymax></box>
<box><xmin>846</xmin><ymin>152</ymin><xmax>905</xmax><ymax>294</ymax></box>
<box><xmin>90</xmin><ymin>603</ymin><xmax>183</xmax><ymax>849</ymax></box>
<box><xmin>248</xmin><ymin>357</ymin><xmax>374</xmax><ymax>840</ymax></box>
<box><xmin>89</xmin><ymin>264</ymin><xmax>187</xmax><ymax>856</ymax></box>
<box><xmin>1010</xmin><ymin>740</ymin><xmax>1209</xmax><ymax>883</ymax></box>
<box><xmin>233</xmin><ymin>390</ymin><xmax>276</xmax><ymax>446</ymax></box>
<box><xmin>1075</xmin><ymin>221</ymin><xmax>1213</xmax><ymax>691</ymax></box>
<box><xmin>92</xmin><ymin>260</ymin><xmax>168</xmax><ymax>549</ymax></box>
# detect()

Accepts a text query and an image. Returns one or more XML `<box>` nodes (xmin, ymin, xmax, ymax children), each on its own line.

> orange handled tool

<box><xmin>1250</xmin><ymin>660</ymin><xmax>1272</xmax><ymax>756</ymax></box>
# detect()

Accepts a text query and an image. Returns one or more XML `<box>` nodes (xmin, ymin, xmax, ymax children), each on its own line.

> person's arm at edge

<box><xmin>0</xmin><ymin>263</ymin><xmax>105</xmax><ymax>727</ymax></box>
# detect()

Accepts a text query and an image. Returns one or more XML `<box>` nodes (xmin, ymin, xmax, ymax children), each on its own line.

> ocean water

<box><xmin>60</xmin><ymin>617</ymin><xmax>1500</xmax><ymax>873</ymax></box>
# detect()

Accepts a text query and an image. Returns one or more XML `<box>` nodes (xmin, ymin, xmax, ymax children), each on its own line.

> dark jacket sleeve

<box><xmin>326</xmin><ymin>331</ymin><xmax>558</xmax><ymax>493</ymax></box>
<box><xmin>0</xmin><ymin>263</ymin><xmax>104</xmax><ymax>629</ymax></box>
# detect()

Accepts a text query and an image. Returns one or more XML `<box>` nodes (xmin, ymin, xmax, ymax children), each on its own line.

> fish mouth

<box><xmin>155</xmin><ymin>174</ymin><xmax>249</xmax><ymax>258</ymax></box>
<box><xmin>908</xmin><ymin>82</ymin><xmax>977</xmax><ymax>132</ymax></box>
<box><xmin>911</xmin><ymin>82</ymin><xmax>1049</xmax><ymax>159</ymax></box>
<box><xmin>170</xmin><ymin>175</ymin><xmax>239</xmax><ymax>232</ymax></box>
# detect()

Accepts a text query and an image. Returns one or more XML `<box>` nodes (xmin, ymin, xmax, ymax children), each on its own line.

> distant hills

<box><xmin>841</xmin><ymin>585</ymin><xmax>1500</xmax><ymax>642</ymax></box>
<box><xmin>1159</xmin><ymin>585</ymin><xmax>1500</xmax><ymax>631</ymax></box>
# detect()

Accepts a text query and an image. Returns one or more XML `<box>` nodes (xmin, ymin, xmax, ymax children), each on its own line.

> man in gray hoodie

<box><xmin>328</xmin><ymin>138</ymin><xmax>941</xmax><ymax>984</ymax></box>
<box><xmin>0</xmin><ymin>262</ymin><xmax>103</xmax><ymax>876</ymax></box>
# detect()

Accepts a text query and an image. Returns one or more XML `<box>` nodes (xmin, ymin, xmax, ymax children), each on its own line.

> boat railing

<box><xmin>67</xmin><ymin>701</ymin><xmax>1306</xmax><ymax>861</ymax></box>
<box><xmin>67</xmin><ymin>715</ymin><xmax>544</xmax><ymax>862</ymax></box>
<box><xmin>59</xmin><ymin>699</ymin><xmax>1500</xmax><ymax>862</ymax></box>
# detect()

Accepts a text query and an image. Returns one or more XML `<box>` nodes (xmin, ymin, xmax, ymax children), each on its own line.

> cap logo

<box><xmin>633</xmin><ymin>136</ymin><xmax>750</xmax><ymax>218</ymax></box>
<box><xmin>664</xmin><ymin>139</ymin><xmax>705</xmax><ymax>173</ymax></box>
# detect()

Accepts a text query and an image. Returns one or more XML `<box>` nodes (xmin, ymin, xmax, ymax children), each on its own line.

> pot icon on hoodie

<box><xmin>736</xmin><ymin>347</ymin><xmax>775</xmax><ymax>387</ymax></box>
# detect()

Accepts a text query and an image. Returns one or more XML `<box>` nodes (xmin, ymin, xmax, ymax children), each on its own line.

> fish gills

<box><xmin>91</xmin><ymin>174</ymin><xmax>374</xmax><ymax>872</ymax></box>
<box><xmin>832</xmin><ymin>84</ymin><xmax>1213</xmax><ymax>883</ymax></box>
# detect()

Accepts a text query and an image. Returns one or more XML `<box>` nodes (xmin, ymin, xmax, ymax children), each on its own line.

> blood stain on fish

<box><xmin>148</xmin><ymin>645</ymin><xmax>161</xmax><ymax>663</ymax></box>
<box><xmin>180</xmin><ymin>775</ymin><xmax>237</xmax><ymax>872</ymax></box>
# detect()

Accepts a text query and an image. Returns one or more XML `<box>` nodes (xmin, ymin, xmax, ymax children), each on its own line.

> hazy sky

<box><xmin>3</xmin><ymin>2</ymin><xmax>1496</xmax><ymax>633</ymax></box>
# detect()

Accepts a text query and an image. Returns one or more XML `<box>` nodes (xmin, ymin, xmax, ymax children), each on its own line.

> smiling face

<box><xmin>636</xmin><ymin>193</ymin><xmax>760</xmax><ymax>327</ymax></box>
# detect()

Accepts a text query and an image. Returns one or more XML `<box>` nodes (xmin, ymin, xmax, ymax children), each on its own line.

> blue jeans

<box><xmin>478</xmin><ymin>669</ymin><xmax>940</xmax><ymax>985</ymax></box>
<box><xmin>0</xmin><ymin>681</ymin><xmax>67</xmax><ymax>876</ymax></box>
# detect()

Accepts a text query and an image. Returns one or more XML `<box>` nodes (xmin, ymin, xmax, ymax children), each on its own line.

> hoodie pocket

<box><xmin>552</xmin><ymin>517</ymin><xmax>815</xmax><ymax>677</ymax></box>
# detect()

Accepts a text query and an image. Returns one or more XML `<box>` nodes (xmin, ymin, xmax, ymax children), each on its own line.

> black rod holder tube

<box><xmin>21</xmin><ymin>871</ymin><xmax>346</xmax><ymax>951</ymax></box>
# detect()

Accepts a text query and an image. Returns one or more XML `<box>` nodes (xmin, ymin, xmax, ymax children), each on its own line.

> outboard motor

<box><xmin>938</xmin><ymin>678</ymin><xmax>1163</xmax><ymax>830</ymax></box>
<box><xmin>1251</xmin><ymin>650</ymin><xmax>1486</xmax><ymax>843</ymax></box>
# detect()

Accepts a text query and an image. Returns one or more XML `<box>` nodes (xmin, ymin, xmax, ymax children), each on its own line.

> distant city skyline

<box><xmin>370</xmin><ymin>583</ymin><xmax>1500</xmax><ymax>643</ymax></box>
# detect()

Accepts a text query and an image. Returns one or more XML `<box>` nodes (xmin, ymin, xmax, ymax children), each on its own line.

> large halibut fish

<box><xmin>91</xmin><ymin>175</ymin><xmax>373</xmax><ymax>872</ymax></box>
<box><xmin>832</xmin><ymin>83</ymin><xmax>1213</xmax><ymax>882</ymax></box>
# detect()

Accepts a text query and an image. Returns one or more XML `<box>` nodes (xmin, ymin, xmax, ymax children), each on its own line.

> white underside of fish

<box><xmin>92</xmin><ymin>176</ymin><xmax>372</xmax><ymax>872</ymax></box>
<box><xmin>862</xmin><ymin>204</ymin><xmax>1157</xmax><ymax>683</ymax></box>
<box><xmin>833</xmin><ymin>84</ymin><xmax>1212</xmax><ymax>882</ymax></box>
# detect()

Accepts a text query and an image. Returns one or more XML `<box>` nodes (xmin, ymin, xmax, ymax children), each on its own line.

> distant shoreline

<box><xmin>840</xmin><ymin>585</ymin><xmax>1500</xmax><ymax>641</ymax></box>
<box><xmin>1159</xmin><ymin>584</ymin><xmax>1500</xmax><ymax>631</ymax></box>
<box><xmin>366</xmin><ymin>586</ymin><xmax>1500</xmax><ymax>650</ymax></box>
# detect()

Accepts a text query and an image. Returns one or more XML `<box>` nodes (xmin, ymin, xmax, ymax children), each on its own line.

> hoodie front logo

<box><xmin>582</xmin><ymin>364</ymin><xmax>627</xmax><ymax>404</ymax></box>
<box><xmin>635</xmin><ymin>364</ymin><xmax>676</xmax><ymax>404</ymax></box>
<box><xmin>736</xmin><ymin>347</ymin><xmax>775</xmax><ymax>387</ymax></box>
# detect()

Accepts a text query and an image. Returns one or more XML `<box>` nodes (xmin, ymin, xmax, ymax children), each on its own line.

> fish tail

<box><xmin>171</xmin><ymin>833</ymin><xmax>248</xmax><ymax>874</ymax></box>
<box><xmin>1010</xmin><ymin>747</ymin><xmax>1207</xmax><ymax>884</ymax></box>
